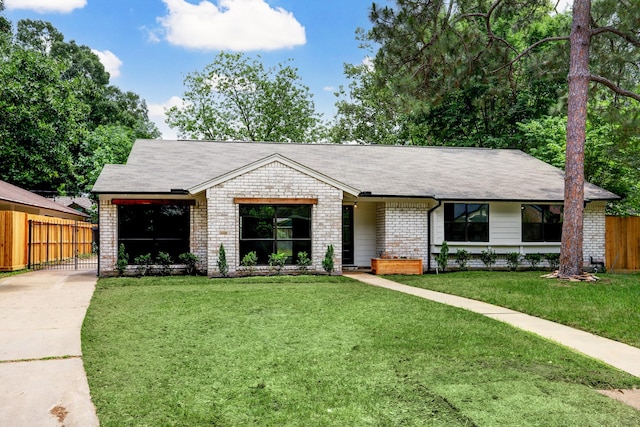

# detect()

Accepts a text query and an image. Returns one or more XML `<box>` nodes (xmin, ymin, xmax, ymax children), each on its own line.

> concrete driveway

<box><xmin>0</xmin><ymin>269</ymin><xmax>100</xmax><ymax>427</ymax></box>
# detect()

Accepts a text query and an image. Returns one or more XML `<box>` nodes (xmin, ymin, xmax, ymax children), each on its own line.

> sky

<box><xmin>4</xmin><ymin>0</ymin><xmax>572</xmax><ymax>140</ymax></box>
<box><xmin>4</xmin><ymin>0</ymin><xmax>389</xmax><ymax>139</ymax></box>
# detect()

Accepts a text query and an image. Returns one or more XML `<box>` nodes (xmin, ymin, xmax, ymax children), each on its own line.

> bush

<box><xmin>115</xmin><ymin>244</ymin><xmax>129</xmax><ymax>276</ymax></box>
<box><xmin>480</xmin><ymin>249</ymin><xmax>497</xmax><ymax>270</ymax></box>
<box><xmin>240</xmin><ymin>251</ymin><xmax>258</xmax><ymax>276</ymax></box>
<box><xmin>435</xmin><ymin>241</ymin><xmax>449</xmax><ymax>272</ymax></box>
<box><xmin>134</xmin><ymin>253</ymin><xmax>152</xmax><ymax>277</ymax></box>
<box><xmin>505</xmin><ymin>252</ymin><xmax>521</xmax><ymax>271</ymax></box>
<box><xmin>524</xmin><ymin>253</ymin><xmax>543</xmax><ymax>270</ymax></box>
<box><xmin>296</xmin><ymin>251</ymin><xmax>312</xmax><ymax>272</ymax></box>
<box><xmin>322</xmin><ymin>245</ymin><xmax>335</xmax><ymax>273</ymax></box>
<box><xmin>544</xmin><ymin>253</ymin><xmax>560</xmax><ymax>270</ymax></box>
<box><xmin>218</xmin><ymin>244</ymin><xmax>229</xmax><ymax>277</ymax></box>
<box><xmin>454</xmin><ymin>249</ymin><xmax>471</xmax><ymax>270</ymax></box>
<box><xmin>156</xmin><ymin>252</ymin><xmax>173</xmax><ymax>276</ymax></box>
<box><xmin>268</xmin><ymin>252</ymin><xmax>287</xmax><ymax>275</ymax></box>
<box><xmin>179</xmin><ymin>252</ymin><xmax>199</xmax><ymax>275</ymax></box>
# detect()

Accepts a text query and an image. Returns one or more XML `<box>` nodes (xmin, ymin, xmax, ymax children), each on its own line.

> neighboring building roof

<box><xmin>0</xmin><ymin>180</ymin><xmax>89</xmax><ymax>218</ymax></box>
<box><xmin>51</xmin><ymin>196</ymin><xmax>94</xmax><ymax>212</ymax></box>
<box><xmin>91</xmin><ymin>140</ymin><xmax>619</xmax><ymax>202</ymax></box>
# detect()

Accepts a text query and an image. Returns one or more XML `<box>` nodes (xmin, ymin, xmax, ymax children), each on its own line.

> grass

<box><xmin>388</xmin><ymin>270</ymin><xmax>640</xmax><ymax>348</ymax></box>
<box><xmin>0</xmin><ymin>269</ymin><xmax>29</xmax><ymax>279</ymax></box>
<box><xmin>82</xmin><ymin>275</ymin><xmax>640</xmax><ymax>426</ymax></box>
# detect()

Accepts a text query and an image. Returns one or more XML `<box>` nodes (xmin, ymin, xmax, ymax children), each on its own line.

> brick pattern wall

<box><xmin>206</xmin><ymin>161</ymin><xmax>343</xmax><ymax>276</ymax></box>
<box><xmin>375</xmin><ymin>203</ymin><xmax>386</xmax><ymax>257</ymax></box>
<box><xmin>98</xmin><ymin>198</ymin><xmax>118</xmax><ymax>274</ymax></box>
<box><xmin>583</xmin><ymin>202</ymin><xmax>606</xmax><ymax>266</ymax></box>
<box><xmin>377</xmin><ymin>202</ymin><xmax>430</xmax><ymax>261</ymax></box>
<box><xmin>190</xmin><ymin>196</ymin><xmax>208</xmax><ymax>273</ymax></box>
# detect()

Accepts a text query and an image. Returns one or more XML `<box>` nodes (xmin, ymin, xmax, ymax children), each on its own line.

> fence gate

<box><xmin>28</xmin><ymin>220</ymin><xmax>98</xmax><ymax>271</ymax></box>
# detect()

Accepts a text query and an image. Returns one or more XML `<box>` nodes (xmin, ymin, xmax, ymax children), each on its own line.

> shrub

<box><xmin>156</xmin><ymin>251</ymin><xmax>173</xmax><ymax>276</ymax></box>
<box><xmin>268</xmin><ymin>252</ymin><xmax>287</xmax><ymax>275</ymax></box>
<box><xmin>505</xmin><ymin>252</ymin><xmax>521</xmax><ymax>271</ymax></box>
<box><xmin>479</xmin><ymin>248</ymin><xmax>497</xmax><ymax>270</ymax></box>
<box><xmin>544</xmin><ymin>253</ymin><xmax>560</xmax><ymax>270</ymax></box>
<box><xmin>115</xmin><ymin>244</ymin><xmax>129</xmax><ymax>276</ymax></box>
<box><xmin>240</xmin><ymin>251</ymin><xmax>258</xmax><ymax>276</ymax></box>
<box><xmin>455</xmin><ymin>249</ymin><xmax>471</xmax><ymax>270</ymax></box>
<box><xmin>524</xmin><ymin>253</ymin><xmax>543</xmax><ymax>270</ymax></box>
<box><xmin>134</xmin><ymin>253</ymin><xmax>152</xmax><ymax>277</ymax></box>
<box><xmin>322</xmin><ymin>244</ymin><xmax>335</xmax><ymax>273</ymax></box>
<box><xmin>435</xmin><ymin>241</ymin><xmax>449</xmax><ymax>272</ymax></box>
<box><xmin>178</xmin><ymin>252</ymin><xmax>199</xmax><ymax>275</ymax></box>
<box><xmin>218</xmin><ymin>244</ymin><xmax>228</xmax><ymax>277</ymax></box>
<box><xmin>296</xmin><ymin>251</ymin><xmax>312</xmax><ymax>272</ymax></box>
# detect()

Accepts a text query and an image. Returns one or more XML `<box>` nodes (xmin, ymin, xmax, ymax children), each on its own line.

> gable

<box><xmin>189</xmin><ymin>153</ymin><xmax>360</xmax><ymax>197</ymax></box>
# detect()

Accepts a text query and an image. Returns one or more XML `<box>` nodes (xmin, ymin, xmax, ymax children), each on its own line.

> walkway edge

<box><xmin>344</xmin><ymin>272</ymin><xmax>640</xmax><ymax>378</ymax></box>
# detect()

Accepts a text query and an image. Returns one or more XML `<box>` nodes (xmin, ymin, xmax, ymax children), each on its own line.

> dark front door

<box><xmin>342</xmin><ymin>205</ymin><xmax>354</xmax><ymax>265</ymax></box>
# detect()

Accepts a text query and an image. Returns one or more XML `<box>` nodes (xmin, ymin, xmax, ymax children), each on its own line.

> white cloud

<box><xmin>157</xmin><ymin>0</ymin><xmax>306</xmax><ymax>51</ymax></box>
<box><xmin>148</xmin><ymin>96</ymin><xmax>184</xmax><ymax>140</ymax></box>
<box><xmin>92</xmin><ymin>50</ymin><xmax>123</xmax><ymax>79</ymax></box>
<box><xmin>362</xmin><ymin>56</ymin><xmax>374</xmax><ymax>71</ymax></box>
<box><xmin>140</xmin><ymin>26</ymin><xmax>161</xmax><ymax>44</ymax></box>
<box><xmin>5</xmin><ymin>0</ymin><xmax>86</xmax><ymax>13</ymax></box>
<box><xmin>323</xmin><ymin>86</ymin><xmax>336</xmax><ymax>92</ymax></box>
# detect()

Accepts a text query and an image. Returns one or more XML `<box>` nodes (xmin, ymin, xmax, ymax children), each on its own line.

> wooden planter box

<box><xmin>371</xmin><ymin>258</ymin><xmax>423</xmax><ymax>275</ymax></box>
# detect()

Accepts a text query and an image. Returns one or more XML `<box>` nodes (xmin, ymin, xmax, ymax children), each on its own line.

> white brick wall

<box><xmin>98</xmin><ymin>198</ymin><xmax>117</xmax><ymax>274</ymax></box>
<box><xmin>190</xmin><ymin>196</ymin><xmax>208</xmax><ymax>273</ymax></box>
<box><xmin>376</xmin><ymin>202</ymin><xmax>431</xmax><ymax>262</ymax></box>
<box><xmin>583</xmin><ymin>202</ymin><xmax>606</xmax><ymax>266</ymax></box>
<box><xmin>205</xmin><ymin>161</ymin><xmax>343</xmax><ymax>276</ymax></box>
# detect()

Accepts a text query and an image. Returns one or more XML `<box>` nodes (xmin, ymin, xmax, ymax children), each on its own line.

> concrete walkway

<box><xmin>0</xmin><ymin>269</ymin><xmax>100</xmax><ymax>427</ymax></box>
<box><xmin>344</xmin><ymin>272</ymin><xmax>640</xmax><ymax>379</ymax></box>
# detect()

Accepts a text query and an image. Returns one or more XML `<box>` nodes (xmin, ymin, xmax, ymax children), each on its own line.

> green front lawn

<box><xmin>389</xmin><ymin>271</ymin><xmax>640</xmax><ymax>348</ymax></box>
<box><xmin>82</xmin><ymin>275</ymin><xmax>640</xmax><ymax>426</ymax></box>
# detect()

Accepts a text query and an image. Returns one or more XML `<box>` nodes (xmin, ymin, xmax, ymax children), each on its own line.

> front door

<box><xmin>342</xmin><ymin>205</ymin><xmax>354</xmax><ymax>265</ymax></box>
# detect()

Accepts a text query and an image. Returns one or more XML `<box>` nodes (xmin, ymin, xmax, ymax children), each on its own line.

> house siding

<box><xmin>205</xmin><ymin>161</ymin><xmax>343</xmax><ymax>276</ymax></box>
<box><xmin>354</xmin><ymin>202</ymin><xmax>376</xmax><ymax>266</ymax></box>
<box><xmin>430</xmin><ymin>201</ymin><xmax>608</xmax><ymax>270</ymax></box>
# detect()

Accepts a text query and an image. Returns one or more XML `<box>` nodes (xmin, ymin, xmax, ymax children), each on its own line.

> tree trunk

<box><xmin>559</xmin><ymin>0</ymin><xmax>591</xmax><ymax>278</ymax></box>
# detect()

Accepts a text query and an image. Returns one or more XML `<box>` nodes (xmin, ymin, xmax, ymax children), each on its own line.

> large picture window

<box><xmin>240</xmin><ymin>204</ymin><xmax>311</xmax><ymax>265</ymax></box>
<box><xmin>522</xmin><ymin>204</ymin><xmax>563</xmax><ymax>242</ymax></box>
<box><xmin>444</xmin><ymin>203</ymin><xmax>489</xmax><ymax>242</ymax></box>
<box><xmin>118</xmin><ymin>202</ymin><xmax>190</xmax><ymax>261</ymax></box>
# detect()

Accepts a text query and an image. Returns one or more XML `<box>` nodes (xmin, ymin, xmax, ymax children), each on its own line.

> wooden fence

<box><xmin>606</xmin><ymin>216</ymin><xmax>640</xmax><ymax>271</ymax></box>
<box><xmin>0</xmin><ymin>211</ymin><xmax>94</xmax><ymax>271</ymax></box>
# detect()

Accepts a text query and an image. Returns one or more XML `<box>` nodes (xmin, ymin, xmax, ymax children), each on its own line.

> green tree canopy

<box><xmin>166</xmin><ymin>52</ymin><xmax>323</xmax><ymax>142</ymax></box>
<box><xmin>0</xmin><ymin>12</ymin><xmax>159</xmax><ymax>194</ymax></box>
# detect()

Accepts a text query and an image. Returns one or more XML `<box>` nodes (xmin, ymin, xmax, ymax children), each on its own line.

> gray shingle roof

<box><xmin>91</xmin><ymin>140</ymin><xmax>618</xmax><ymax>202</ymax></box>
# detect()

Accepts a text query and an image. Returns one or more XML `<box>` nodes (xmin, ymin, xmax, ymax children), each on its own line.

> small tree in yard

<box><xmin>322</xmin><ymin>245</ymin><xmax>335</xmax><ymax>273</ymax></box>
<box><xmin>435</xmin><ymin>241</ymin><xmax>449</xmax><ymax>272</ymax></box>
<box><xmin>480</xmin><ymin>249</ymin><xmax>497</xmax><ymax>271</ymax></box>
<box><xmin>115</xmin><ymin>244</ymin><xmax>129</xmax><ymax>276</ymax></box>
<box><xmin>296</xmin><ymin>251</ymin><xmax>312</xmax><ymax>272</ymax></box>
<box><xmin>218</xmin><ymin>244</ymin><xmax>228</xmax><ymax>277</ymax></box>
<box><xmin>241</xmin><ymin>251</ymin><xmax>258</xmax><ymax>276</ymax></box>
<box><xmin>505</xmin><ymin>252</ymin><xmax>521</xmax><ymax>271</ymax></box>
<box><xmin>268</xmin><ymin>252</ymin><xmax>287</xmax><ymax>275</ymax></box>
<box><xmin>455</xmin><ymin>249</ymin><xmax>471</xmax><ymax>271</ymax></box>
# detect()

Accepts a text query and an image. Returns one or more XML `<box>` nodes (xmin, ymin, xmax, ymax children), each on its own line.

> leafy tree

<box><xmin>0</xmin><ymin>45</ymin><xmax>88</xmax><ymax>192</ymax></box>
<box><xmin>0</xmin><ymin>14</ymin><xmax>159</xmax><ymax>193</ymax></box>
<box><xmin>167</xmin><ymin>52</ymin><xmax>323</xmax><ymax>142</ymax></box>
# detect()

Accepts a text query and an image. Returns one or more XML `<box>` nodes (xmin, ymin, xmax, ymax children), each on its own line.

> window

<box><xmin>444</xmin><ymin>203</ymin><xmax>489</xmax><ymax>242</ymax></box>
<box><xmin>118</xmin><ymin>203</ymin><xmax>190</xmax><ymax>261</ymax></box>
<box><xmin>239</xmin><ymin>204</ymin><xmax>311</xmax><ymax>265</ymax></box>
<box><xmin>522</xmin><ymin>204</ymin><xmax>563</xmax><ymax>242</ymax></box>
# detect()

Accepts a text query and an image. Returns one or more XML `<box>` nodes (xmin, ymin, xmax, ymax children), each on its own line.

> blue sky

<box><xmin>4</xmin><ymin>0</ymin><xmax>389</xmax><ymax>139</ymax></box>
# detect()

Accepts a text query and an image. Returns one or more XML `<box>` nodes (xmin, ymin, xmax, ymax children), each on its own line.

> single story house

<box><xmin>91</xmin><ymin>140</ymin><xmax>618</xmax><ymax>276</ymax></box>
